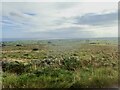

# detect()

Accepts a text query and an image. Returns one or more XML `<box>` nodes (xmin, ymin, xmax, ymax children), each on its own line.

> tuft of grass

<box><xmin>71</xmin><ymin>67</ymin><xmax>118</xmax><ymax>88</ymax></box>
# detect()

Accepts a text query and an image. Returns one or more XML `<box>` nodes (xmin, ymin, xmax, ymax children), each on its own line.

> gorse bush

<box><xmin>60</xmin><ymin>56</ymin><xmax>81</xmax><ymax>71</ymax></box>
<box><xmin>2</xmin><ymin>61</ymin><xmax>31</xmax><ymax>74</ymax></box>
<box><xmin>32</xmin><ymin>48</ymin><xmax>39</xmax><ymax>51</ymax></box>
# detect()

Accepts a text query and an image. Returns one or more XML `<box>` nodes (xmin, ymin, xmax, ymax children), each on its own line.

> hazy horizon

<box><xmin>1</xmin><ymin>37</ymin><xmax>118</xmax><ymax>42</ymax></box>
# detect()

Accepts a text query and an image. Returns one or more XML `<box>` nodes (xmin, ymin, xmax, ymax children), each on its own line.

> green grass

<box><xmin>2</xmin><ymin>67</ymin><xmax>118</xmax><ymax>88</ymax></box>
<box><xmin>3</xmin><ymin>68</ymin><xmax>74</xmax><ymax>88</ymax></box>
<box><xmin>1</xmin><ymin>38</ymin><xmax>118</xmax><ymax>88</ymax></box>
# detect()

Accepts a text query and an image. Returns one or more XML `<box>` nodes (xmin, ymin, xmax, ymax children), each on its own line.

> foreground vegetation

<box><xmin>0</xmin><ymin>38</ymin><xmax>119</xmax><ymax>88</ymax></box>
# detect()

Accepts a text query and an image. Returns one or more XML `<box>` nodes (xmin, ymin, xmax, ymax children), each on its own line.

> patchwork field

<box><xmin>0</xmin><ymin>38</ymin><xmax>119</xmax><ymax>88</ymax></box>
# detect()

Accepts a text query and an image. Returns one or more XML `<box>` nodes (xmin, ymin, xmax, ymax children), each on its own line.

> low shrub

<box><xmin>61</xmin><ymin>56</ymin><xmax>81</xmax><ymax>71</ymax></box>
<box><xmin>32</xmin><ymin>48</ymin><xmax>39</xmax><ymax>51</ymax></box>
<box><xmin>2</xmin><ymin>61</ymin><xmax>31</xmax><ymax>74</ymax></box>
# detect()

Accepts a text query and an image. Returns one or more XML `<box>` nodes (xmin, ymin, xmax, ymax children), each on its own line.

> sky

<box><xmin>1</xmin><ymin>2</ymin><xmax>118</xmax><ymax>39</ymax></box>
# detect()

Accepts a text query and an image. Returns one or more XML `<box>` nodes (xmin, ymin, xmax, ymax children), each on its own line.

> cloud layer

<box><xmin>1</xmin><ymin>2</ymin><xmax>118</xmax><ymax>39</ymax></box>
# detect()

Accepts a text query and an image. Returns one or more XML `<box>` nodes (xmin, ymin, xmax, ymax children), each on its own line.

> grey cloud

<box><xmin>9</xmin><ymin>12</ymin><xmax>26</xmax><ymax>18</ymax></box>
<box><xmin>75</xmin><ymin>12</ymin><xmax>117</xmax><ymax>26</ymax></box>
<box><xmin>28</xmin><ymin>27</ymin><xmax>94</xmax><ymax>39</ymax></box>
<box><xmin>23</xmin><ymin>12</ymin><xmax>36</xmax><ymax>16</ymax></box>
<box><xmin>54</xmin><ymin>2</ymin><xmax>78</xmax><ymax>9</ymax></box>
<box><xmin>9</xmin><ymin>11</ymin><xmax>33</xmax><ymax>21</ymax></box>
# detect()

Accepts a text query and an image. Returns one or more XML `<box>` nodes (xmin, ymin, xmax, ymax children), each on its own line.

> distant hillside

<box><xmin>1</xmin><ymin>37</ymin><xmax>118</xmax><ymax>42</ymax></box>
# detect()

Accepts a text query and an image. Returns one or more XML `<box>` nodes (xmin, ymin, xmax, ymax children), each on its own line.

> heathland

<box><xmin>0</xmin><ymin>38</ymin><xmax>118</xmax><ymax>88</ymax></box>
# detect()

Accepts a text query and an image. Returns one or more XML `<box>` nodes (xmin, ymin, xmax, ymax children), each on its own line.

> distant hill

<box><xmin>1</xmin><ymin>37</ymin><xmax>118</xmax><ymax>42</ymax></box>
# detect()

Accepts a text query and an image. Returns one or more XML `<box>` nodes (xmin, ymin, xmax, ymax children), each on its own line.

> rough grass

<box><xmin>2</xmin><ymin>67</ymin><xmax>118</xmax><ymax>88</ymax></box>
<box><xmin>1</xmin><ymin>39</ymin><xmax>118</xmax><ymax>88</ymax></box>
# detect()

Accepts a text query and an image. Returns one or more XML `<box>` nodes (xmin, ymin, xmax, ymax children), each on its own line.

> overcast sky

<box><xmin>1</xmin><ymin>2</ymin><xmax>118</xmax><ymax>39</ymax></box>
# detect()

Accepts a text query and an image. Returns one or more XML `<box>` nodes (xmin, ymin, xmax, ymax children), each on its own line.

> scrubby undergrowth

<box><xmin>1</xmin><ymin>40</ymin><xmax>119</xmax><ymax>88</ymax></box>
